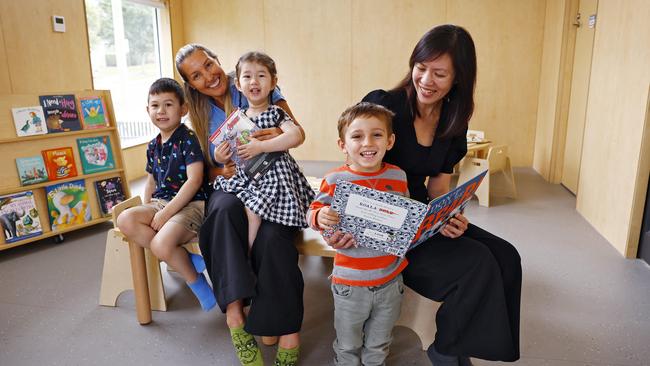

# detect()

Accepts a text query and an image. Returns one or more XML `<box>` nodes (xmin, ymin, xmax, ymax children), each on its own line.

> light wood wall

<box><xmin>177</xmin><ymin>0</ymin><xmax>545</xmax><ymax>165</ymax></box>
<box><xmin>0</xmin><ymin>0</ymin><xmax>92</xmax><ymax>93</ymax></box>
<box><xmin>576</xmin><ymin>0</ymin><xmax>650</xmax><ymax>257</ymax></box>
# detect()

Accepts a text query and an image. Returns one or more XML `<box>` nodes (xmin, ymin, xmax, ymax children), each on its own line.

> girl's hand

<box><xmin>150</xmin><ymin>210</ymin><xmax>171</xmax><ymax>232</ymax></box>
<box><xmin>441</xmin><ymin>213</ymin><xmax>469</xmax><ymax>239</ymax></box>
<box><xmin>251</xmin><ymin>127</ymin><xmax>282</xmax><ymax>141</ymax></box>
<box><xmin>323</xmin><ymin>230</ymin><xmax>356</xmax><ymax>249</ymax></box>
<box><xmin>213</xmin><ymin>141</ymin><xmax>232</xmax><ymax>164</ymax></box>
<box><xmin>237</xmin><ymin>137</ymin><xmax>263</xmax><ymax>160</ymax></box>
<box><xmin>316</xmin><ymin>207</ymin><xmax>340</xmax><ymax>231</ymax></box>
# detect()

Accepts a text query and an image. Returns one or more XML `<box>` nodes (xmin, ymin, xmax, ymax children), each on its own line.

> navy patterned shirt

<box><xmin>146</xmin><ymin>123</ymin><xmax>206</xmax><ymax>202</ymax></box>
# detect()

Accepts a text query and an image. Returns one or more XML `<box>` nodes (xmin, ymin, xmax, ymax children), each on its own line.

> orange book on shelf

<box><xmin>41</xmin><ymin>147</ymin><xmax>78</xmax><ymax>181</ymax></box>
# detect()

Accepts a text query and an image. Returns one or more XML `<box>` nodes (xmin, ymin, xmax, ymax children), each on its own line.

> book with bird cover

<box><xmin>12</xmin><ymin>106</ymin><xmax>48</xmax><ymax>137</ymax></box>
<box><xmin>78</xmin><ymin>96</ymin><xmax>109</xmax><ymax>129</ymax></box>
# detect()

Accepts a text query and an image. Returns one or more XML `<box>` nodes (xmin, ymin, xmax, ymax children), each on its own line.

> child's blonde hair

<box><xmin>337</xmin><ymin>102</ymin><xmax>395</xmax><ymax>139</ymax></box>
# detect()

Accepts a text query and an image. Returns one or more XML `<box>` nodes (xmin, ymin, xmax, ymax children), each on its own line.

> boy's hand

<box><xmin>251</xmin><ymin>127</ymin><xmax>282</xmax><ymax>141</ymax></box>
<box><xmin>150</xmin><ymin>210</ymin><xmax>171</xmax><ymax>232</ymax></box>
<box><xmin>213</xmin><ymin>141</ymin><xmax>232</xmax><ymax>164</ymax></box>
<box><xmin>323</xmin><ymin>230</ymin><xmax>356</xmax><ymax>249</ymax></box>
<box><xmin>237</xmin><ymin>137</ymin><xmax>263</xmax><ymax>160</ymax></box>
<box><xmin>316</xmin><ymin>206</ymin><xmax>340</xmax><ymax>231</ymax></box>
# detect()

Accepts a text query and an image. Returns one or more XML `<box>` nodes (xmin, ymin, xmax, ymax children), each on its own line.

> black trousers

<box><xmin>199</xmin><ymin>189</ymin><xmax>304</xmax><ymax>336</ymax></box>
<box><xmin>403</xmin><ymin>224</ymin><xmax>521</xmax><ymax>361</ymax></box>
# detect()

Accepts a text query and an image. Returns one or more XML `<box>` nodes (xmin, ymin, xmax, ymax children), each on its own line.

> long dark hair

<box><xmin>392</xmin><ymin>24</ymin><xmax>476</xmax><ymax>139</ymax></box>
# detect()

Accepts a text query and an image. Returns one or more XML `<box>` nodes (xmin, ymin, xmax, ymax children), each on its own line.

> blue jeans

<box><xmin>331</xmin><ymin>274</ymin><xmax>404</xmax><ymax>366</ymax></box>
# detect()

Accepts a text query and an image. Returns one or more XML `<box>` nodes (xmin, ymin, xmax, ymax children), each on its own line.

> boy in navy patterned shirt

<box><xmin>117</xmin><ymin>78</ymin><xmax>215</xmax><ymax>311</ymax></box>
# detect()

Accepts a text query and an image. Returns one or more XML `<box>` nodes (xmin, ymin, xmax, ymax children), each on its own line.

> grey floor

<box><xmin>1</xmin><ymin>163</ymin><xmax>649</xmax><ymax>366</ymax></box>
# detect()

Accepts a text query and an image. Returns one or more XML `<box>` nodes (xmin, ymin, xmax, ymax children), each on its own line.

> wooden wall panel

<box><xmin>180</xmin><ymin>0</ymin><xmax>265</xmax><ymax>73</ymax></box>
<box><xmin>0</xmin><ymin>13</ymin><xmax>11</xmax><ymax>93</ymax></box>
<box><xmin>448</xmin><ymin>0</ymin><xmax>545</xmax><ymax>167</ymax></box>
<box><xmin>577</xmin><ymin>0</ymin><xmax>650</xmax><ymax>257</ymax></box>
<box><xmin>0</xmin><ymin>0</ymin><xmax>92</xmax><ymax>93</ymax></box>
<box><xmin>351</xmin><ymin>0</ymin><xmax>445</xmax><ymax>102</ymax></box>
<box><xmin>263</xmin><ymin>0</ymin><xmax>351</xmax><ymax>161</ymax></box>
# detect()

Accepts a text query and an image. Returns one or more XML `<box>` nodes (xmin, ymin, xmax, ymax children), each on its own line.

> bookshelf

<box><xmin>0</xmin><ymin>90</ymin><xmax>131</xmax><ymax>251</ymax></box>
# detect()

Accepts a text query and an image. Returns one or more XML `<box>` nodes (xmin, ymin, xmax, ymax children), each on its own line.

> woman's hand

<box><xmin>237</xmin><ymin>137</ymin><xmax>263</xmax><ymax>160</ymax></box>
<box><xmin>213</xmin><ymin>141</ymin><xmax>232</xmax><ymax>164</ymax></box>
<box><xmin>323</xmin><ymin>230</ymin><xmax>357</xmax><ymax>250</ymax></box>
<box><xmin>441</xmin><ymin>212</ymin><xmax>469</xmax><ymax>238</ymax></box>
<box><xmin>251</xmin><ymin>127</ymin><xmax>282</xmax><ymax>141</ymax></box>
<box><xmin>210</xmin><ymin>160</ymin><xmax>236</xmax><ymax>180</ymax></box>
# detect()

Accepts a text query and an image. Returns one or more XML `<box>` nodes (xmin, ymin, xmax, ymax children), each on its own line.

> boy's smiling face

<box><xmin>338</xmin><ymin>116</ymin><xmax>395</xmax><ymax>173</ymax></box>
<box><xmin>147</xmin><ymin>92</ymin><xmax>187</xmax><ymax>137</ymax></box>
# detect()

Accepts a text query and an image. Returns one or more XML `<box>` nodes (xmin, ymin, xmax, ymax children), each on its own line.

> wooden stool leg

<box><xmin>99</xmin><ymin>229</ymin><xmax>133</xmax><ymax>306</ymax></box>
<box><xmin>395</xmin><ymin>286</ymin><xmax>439</xmax><ymax>351</ymax></box>
<box><xmin>128</xmin><ymin>241</ymin><xmax>152</xmax><ymax>325</ymax></box>
<box><xmin>144</xmin><ymin>248</ymin><xmax>167</xmax><ymax>311</ymax></box>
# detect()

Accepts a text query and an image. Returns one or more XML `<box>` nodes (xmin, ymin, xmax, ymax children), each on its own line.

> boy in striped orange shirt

<box><xmin>306</xmin><ymin>102</ymin><xmax>409</xmax><ymax>365</ymax></box>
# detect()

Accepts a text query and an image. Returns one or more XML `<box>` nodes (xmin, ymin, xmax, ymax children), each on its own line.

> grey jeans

<box><xmin>331</xmin><ymin>274</ymin><xmax>404</xmax><ymax>366</ymax></box>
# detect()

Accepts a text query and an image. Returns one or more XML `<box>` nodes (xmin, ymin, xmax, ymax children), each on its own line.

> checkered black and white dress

<box><xmin>214</xmin><ymin>105</ymin><xmax>314</xmax><ymax>227</ymax></box>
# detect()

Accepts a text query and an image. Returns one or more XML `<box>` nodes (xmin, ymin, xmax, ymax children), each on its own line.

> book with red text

<box><xmin>39</xmin><ymin>94</ymin><xmax>82</xmax><ymax>133</ymax></box>
<box><xmin>324</xmin><ymin>170</ymin><xmax>487</xmax><ymax>257</ymax></box>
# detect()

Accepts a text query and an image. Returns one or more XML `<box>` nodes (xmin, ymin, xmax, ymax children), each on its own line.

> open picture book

<box><xmin>208</xmin><ymin>109</ymin><xmax>282</xmax><ymax>181</ymax></box>
<box><xmin>323</xmin><ymin>170</ymin><xmax>488</xmax><ymax>257</ymax></box>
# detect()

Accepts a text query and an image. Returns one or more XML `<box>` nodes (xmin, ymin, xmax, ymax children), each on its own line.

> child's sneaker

<box><xmin>274</xmin><ymin>345</ymin><xmax>299</xmax><ymax>366</ymax></box>
<box><xmin>230</xmin><ymin>325</ymin><xmax>263</xmax><ymax>366</ymax></box>
<box><xmin>187</xmin><ymin>273</ymin><xmax>216</xmax><ymax>311</ymax></box>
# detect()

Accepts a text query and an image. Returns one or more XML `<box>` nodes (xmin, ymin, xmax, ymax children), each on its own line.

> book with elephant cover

<box><xmin>45</xmin><ymin>180</ymin><xmax>90</xmax><ymax>231</ymax></box>
<box><xmin>0</xmin><ymin>191</ymin><xmax>42</xmax><ymax>244</ymax></box>
<box><xmin>324</xmin><ymin>170</ymin><xmax>487</xmax><ymax>257</ymax></box>
<box><xmin>208</xmin><ymin>109</ymin><xmax>282</xmax><ymax>181</ymax></box>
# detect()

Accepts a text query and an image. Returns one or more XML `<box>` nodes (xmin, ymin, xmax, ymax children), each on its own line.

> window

<box><xmin>85</xmin><ymin>0</ymin><xmax>170</xmax><ymax>147</ymax></box>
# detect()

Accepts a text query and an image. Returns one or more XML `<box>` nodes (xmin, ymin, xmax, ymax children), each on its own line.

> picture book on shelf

<box><xmin>16</xmin><ymin>156</ymin><xmax>49</xmax><ymax>185</ymax></box>
<box><xmin>94</xmin><ymin>177</ymin><xmax>126</xmax><ymax>216</ymax></box>
<box><xmin>42</xmin><ymin>147</ymin><xmax>78</xmax><ymax>181</ymax></box>
<box><xmin>208</xmin><ymin>109</ymin><xmax>282</xmax><ymax>181</ymax></box>
<box><xmin>324</xmin><ymin>170</ymin><xmax>488</xmax><ymax>257</ymax></box>
<box><xmin>0</xmin><ymin>191</ymin><xmax>42</xmax><ymax>244</ymax></box>
<box><xmin>11</xmin><ymin>106</ymin><xmax>48</xmax><ymax>136</ymax></box>
<box><xmin>45</xmin><ymin>179</ymin><xmax>90</xmax><ymax>230</ymax></box>
<box><xmin>78</xmin><ymin>96</ymin><xmax>109</xmax><ymax>129</ymax></box>
<box><xmin>76</xmin><ymin>136</ymin><xmax>115</xmax><ymax>174</ymax></box>
<box><xmin>38</xmin><ymin>94</ymin><xmax>82</xmax><ymax>133</ymax></box>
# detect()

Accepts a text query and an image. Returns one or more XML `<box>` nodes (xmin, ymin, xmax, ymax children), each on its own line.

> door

<box><xmin>561</xmin><ymin>0</ymin><xmax>598</xmax><ymax>194</ymax></box>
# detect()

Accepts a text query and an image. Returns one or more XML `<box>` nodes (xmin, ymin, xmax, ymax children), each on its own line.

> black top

<box><xmin>362</xmin><ymin>89</ymin><xmax>467</xmax><ymax>203</ymax></box>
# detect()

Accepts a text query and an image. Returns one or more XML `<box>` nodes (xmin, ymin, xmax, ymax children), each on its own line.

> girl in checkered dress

<box><xmin>213</xmin><ymin>51</ymin><xmax>314</xmax><ymax>253</ymax></box>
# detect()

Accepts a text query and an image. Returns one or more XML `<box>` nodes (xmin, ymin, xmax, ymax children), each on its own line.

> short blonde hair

<box><xmin>337</xmin><ymin>102</ymin><xmax>395</xmax><ymax>139</ymax></box>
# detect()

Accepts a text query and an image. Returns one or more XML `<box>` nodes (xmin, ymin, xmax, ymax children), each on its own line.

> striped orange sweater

<box><xmin>307</xmin><ymin>163</ymin><xmax>409</xmax><ymax>286</ymax></box>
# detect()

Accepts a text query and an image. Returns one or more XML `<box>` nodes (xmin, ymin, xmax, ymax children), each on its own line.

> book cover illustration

<box><xmin>76</xmin><ymin>136</ymin><xmax>115</xmax><ymax>174</ymax></box>
<box><xmin>16</xmin><ymin>156</ymin><xmax>49</xmax><ymax>185</ymax></box>
<box><xmin>0</xmin><ymin>191</ymin><xmax>42</xmax><ymax>244</ymax></box>
<box><xmin>208</xmin><ymin>109</ymin><xmax>281</xmax><ymax>181</ymax></box>
<box><xmin>11</xmin><ymin>106</ymin><xmax>48</xmax><ymax>136</ymax></box>
<box><xmin>38</xmin><ymin>94</ymin><xmax>82</xmax><ymax>133</ymax></box>
<box><xmin>42</xmin><ymin>147</ymin><xmax>78</xmax><ymax>181</ymax></box>
<box><xmin>45</xmin><ymin>179</ymin><xmax>91</xmax><ymax>230</ymax></box>
<box><xmin>94</xmin><ymin>177</ymin><xmax>126</xmax><ymax>216</ymax></box>
<box><xmin>325</xmin><ymin>170</ymin><xmax>488</xmax><ymax>257</ymax></box>
<box><xmin>78</xmin><ymin>96</ymin><xmax>109</xmax><ymax>129</ymax></box>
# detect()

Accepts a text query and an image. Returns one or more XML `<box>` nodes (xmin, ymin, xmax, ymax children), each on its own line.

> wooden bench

<box><xmin>99</xmin><ymin>196</ymin><xmax>438</xmax><ymax>350</ymax></box>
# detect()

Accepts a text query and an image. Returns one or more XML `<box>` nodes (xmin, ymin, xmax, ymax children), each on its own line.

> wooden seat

<box><xmin>457</xmin><ymin>144</ymin><xmax>517</xmax><ymax>207</ymax></box>
<box><xmin>99</xmin><ymin>198</ymin><xmax>438</xmax><ymax>350</ymax></box>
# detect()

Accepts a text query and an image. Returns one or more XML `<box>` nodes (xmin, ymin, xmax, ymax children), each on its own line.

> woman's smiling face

<box><xmin>411</xmin><ymin>53</ymin><xmax>455</xmax><ymax>108</ymax></box>
<box><xmin>178</xmin><ymin>50</ymin><xmax>229</xmax><ymax>101</ymax></box>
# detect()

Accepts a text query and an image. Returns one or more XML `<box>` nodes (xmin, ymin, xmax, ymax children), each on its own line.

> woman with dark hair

<box><xmin>328</xmin><ymin>25</ymin><xmax>521</xmax><ymax>365</ymax></box>
<box><xmin>175</xmin><ymin>44</ymin><xmax>305</xmax><ymax>366</ymax></box>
